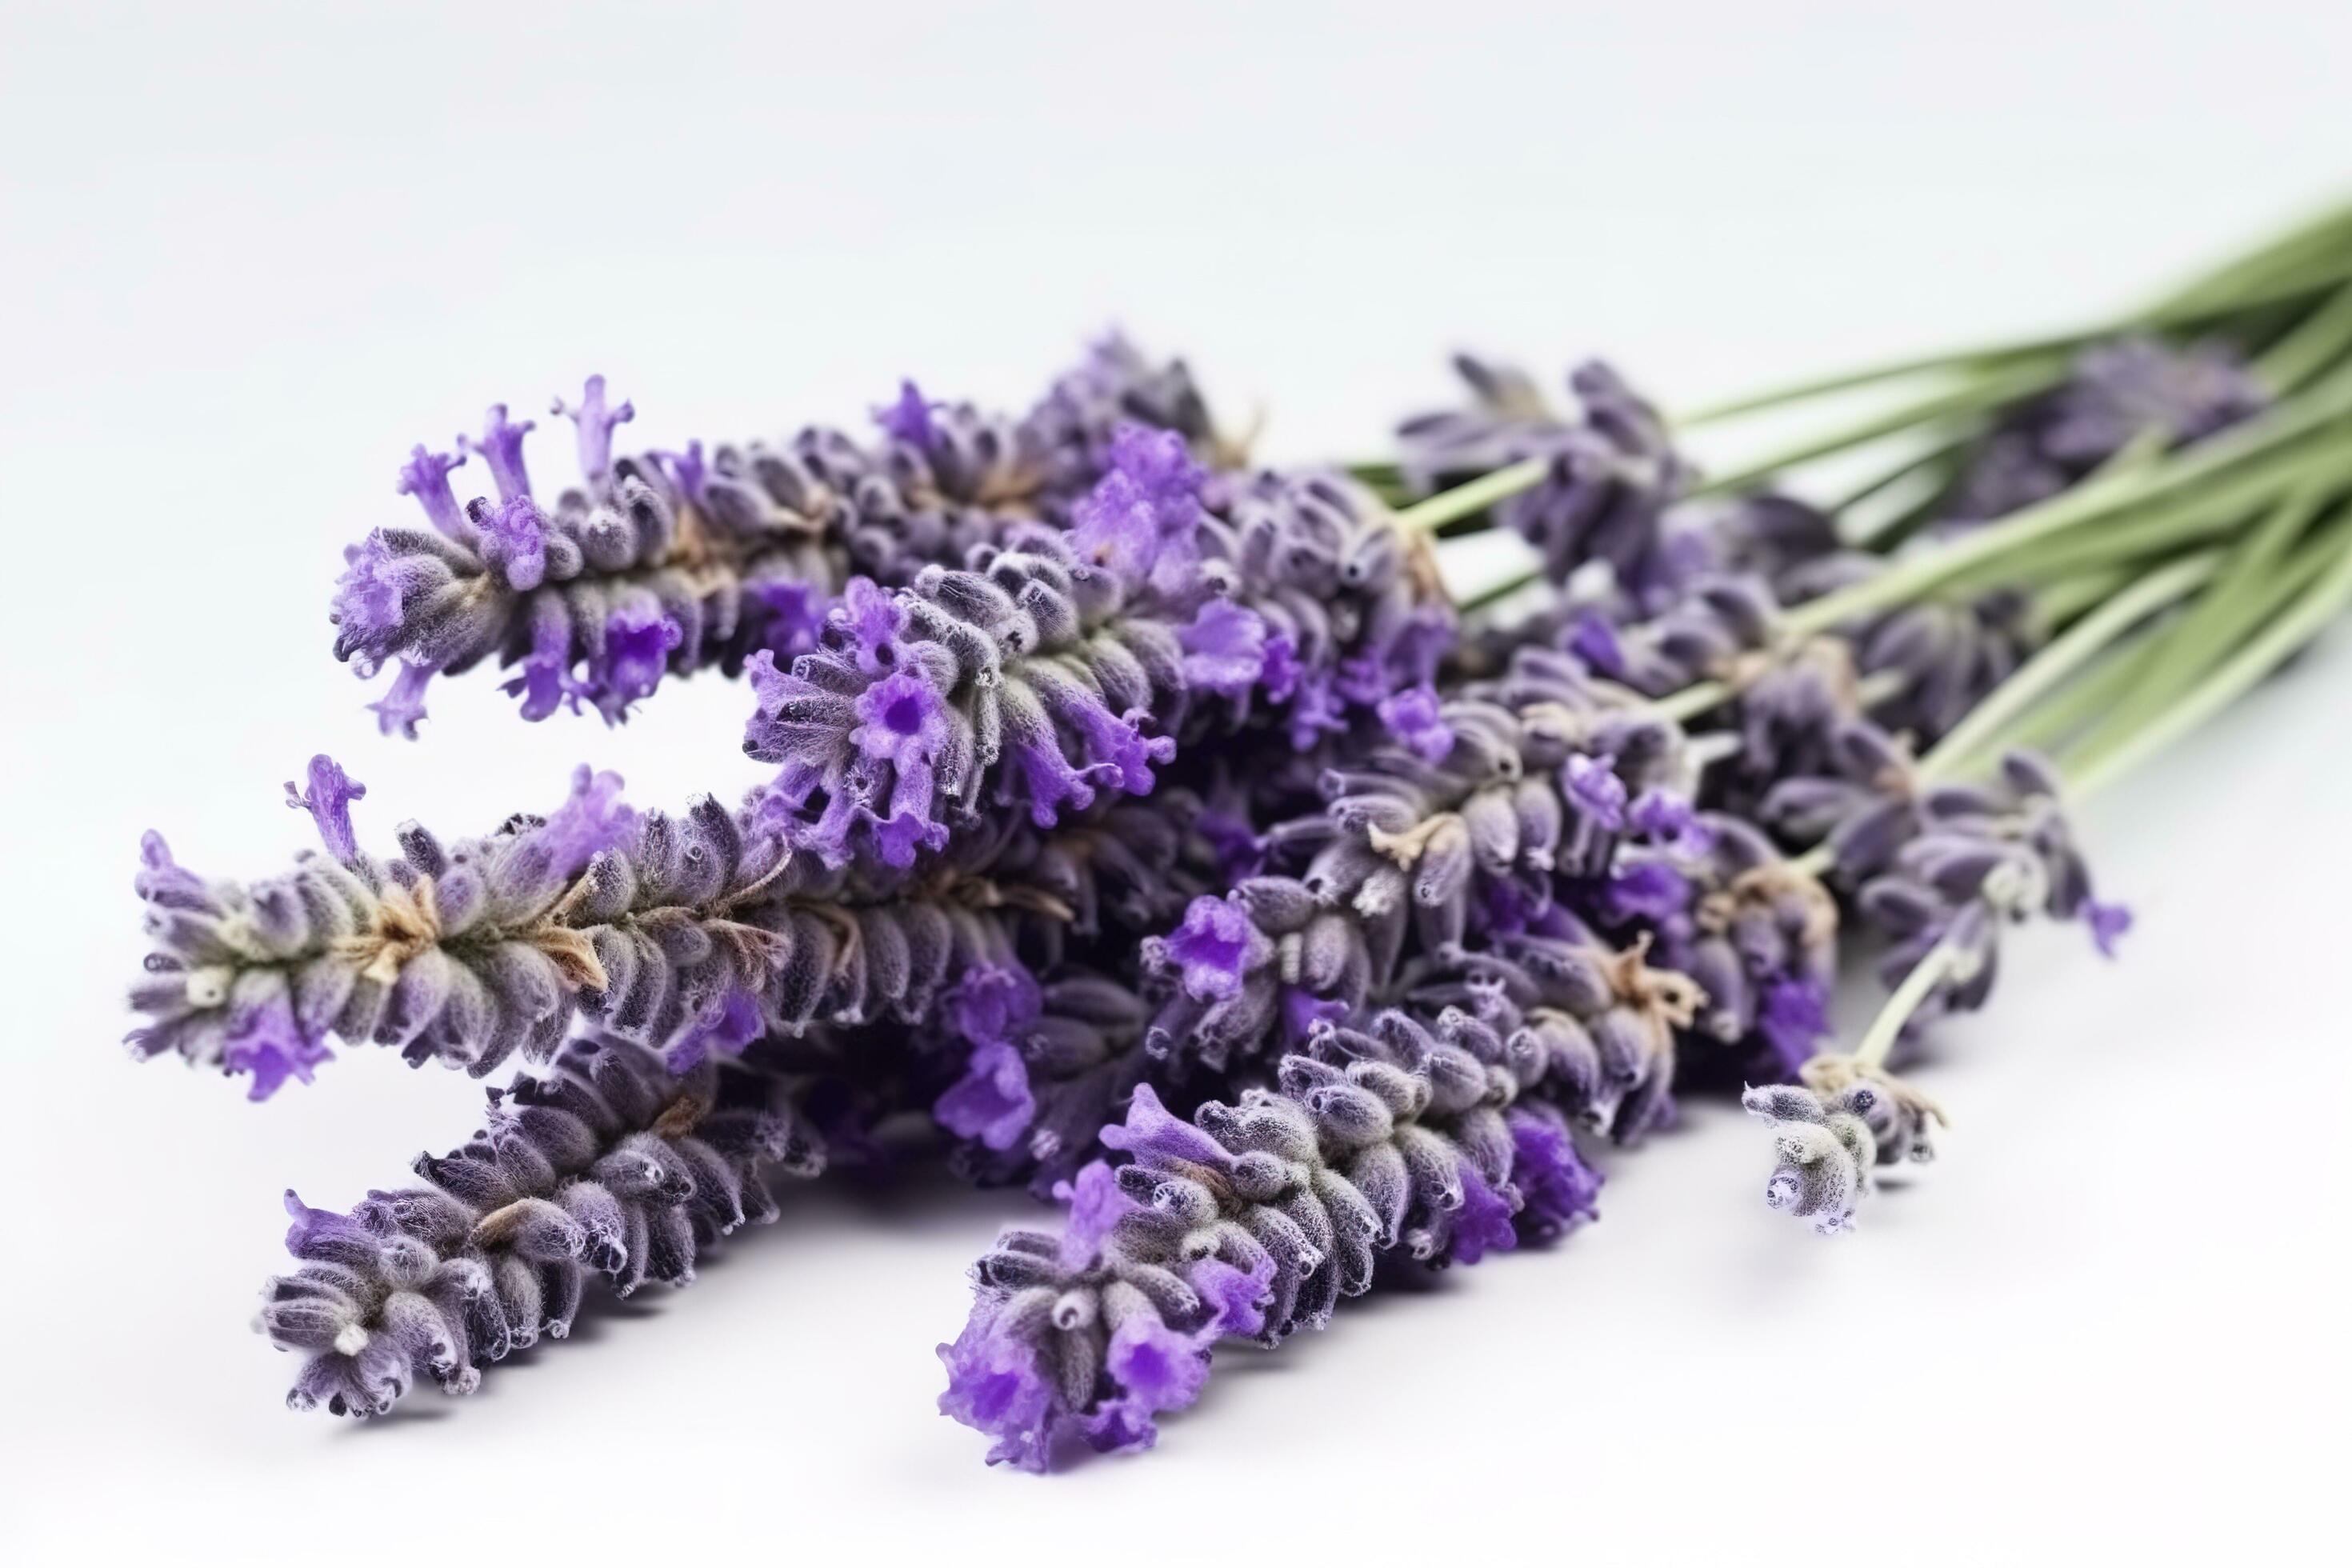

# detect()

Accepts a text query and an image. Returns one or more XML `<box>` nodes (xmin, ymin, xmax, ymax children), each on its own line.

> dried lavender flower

<box><xmin>258</xmin><ymin>1035</ymin><xmax>823</xmax><ymax>1417</ymax></box>
<box><xmin>743</xmin><ymin>430</ymin><xmax>1454</xmax><ymax>874</ymax></box>
<box><xmin>1397</xmin><ymin>357</ymin><xmax>1692</xmax><ymax>599</ymax></box>
<box><xmin>742</xmin><ymin>527</ymin><xmax>1186</xmax><ymax>868</ymax></box>
<box><xmin>1603</xmin><ymin>814</ymin><xmax>1840</xmax><ymax>1081</ymax></box>
<box><xmin>129</xmin><ymin>759</ymin><xmax>1034</xmax><ymax>1095</ymax></box>
<box><xmin>1142</xmin><ymin>648</ymin><xmax>1687</xmax><ymax>1078</ymax></box>
<box><xmin>1739</xmin><ymin>1079</ymin><xmax>1878</xmax><ymax>1235</ymax></box>
<box><xmin>940</xmin><ymin>982</ymin><xmax>1615</xmax><ymax>1467</ymax></box>
<box><xmin>1798</xmin><ymin>1054</ymin><xmax>1947</xmax><ymax>1166</ymax></box>
<box><xmin>1857</xmin><ymin>749</ymin><xmax>2128</xmax><ymax>1030</ymax></box>
<box><xmin>334</xmin><ymin>378</ymin><xmax>854</xmax><ymax>733</ymax></box>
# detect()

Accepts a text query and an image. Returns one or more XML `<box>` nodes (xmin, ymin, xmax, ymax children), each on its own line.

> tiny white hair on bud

<box><xmin>184</xmin><ymin>968</ymin><xmax>233</xmax><ymax>1007</ymax></box>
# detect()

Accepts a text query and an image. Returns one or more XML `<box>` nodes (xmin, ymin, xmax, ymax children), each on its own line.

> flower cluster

<box><xmin>1603</xmin><ymin>813</ymin><xmax>1839</xmax><ymax>1082</ymax></box>
<box><xmin>333</xmin><ymin>378</ymin><xmax>855</xmax><ymax>733</ymax></box>
<box><xmin>332</xmin><ymin>341</ymin><xmax>1226</xmax><ymax>735</ymax></box>
<box><xmin>1398</xmin><ymin>357</ymin><xmax>1693</xmax><ymax>603</ymax></box>
<box><xmin>941</xmin><ymin>986</ymin><xmax>1609</xmax><ymax>1466</ymax></box>
<box><xmin>1138</xmin><ymin>650</ymin><xmax>1688</xmax><ymax>1078</ymax></box>
<box><xmin>126</xmin><ymin>269</ymin><xmax>2279</xmax><ymax>1464</ymax></box>
<box><xmin>258</xmin><ymin>1035</ymin><xmax>825</xmax><ymax>1417</ymax></box>
<box><xmin>130</xmin><ymin>757</ymin><xmax>1038</xmax><ymax>1097</ymax></box>
<box><xmin>1856</xmin><ymin>749</ymin><xmax>2130</xmax><ymax>1019</ymax></box>
<box><xmin>1740</xmin><ymin>1058</ymin><xmax>1946</xmax><ymax>1233</ymax></box>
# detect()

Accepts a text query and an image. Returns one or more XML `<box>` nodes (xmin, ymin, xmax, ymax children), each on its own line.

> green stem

<box><xmin>1994</xmin><ymin>634</ymin><xmax>2166</xmax><ymax>758</ymax></box>
<box><xmin>2030</xmin><ymin>566</ymin><xmax>2134</xmax><ymax>630</ymax></box>
<box><xmin>1928</xmin><ymin>430</ymin><xmax>2348</xmax><ymax>594</ymax></box>
<box><xmin>1393</xmin><ymin>455</ymin><xmax>1549</xmax><ymax>536</ymax></box>
<box><xmin>1918</xmin><ymin>551</ymin><xmax>2219</xmax><ymax>781</ymax></box>
<box><xmin>2256</xmin><ymin>284</ymin><xmax>2352</xmax><ymax>394</ymax></box>
<box><xmin>2144</xmin><ymin>199</ymin><xmax>2352</xmax><ymax>320</ymax></box>
<box><xmin>2066</xmin><ymin>514</ymin><xmax>2352</xmax><ymax>799</ymax></box>
<box><xmin>1853</xmin><ymin>937</ymin><xmax>1971</xmax><ymax>1070</ymax></box>
<box><xmin>1833</xmin><ymin>426</ymin><xmax>1982</xmax><ymax>544</ymax></box>
<box><xmin>1676</xmin><ymin>343</ymin><xmax>2071</xmax><ymax>427</ymax></box>
<box><xmin>1684</xmin><ymin>358</ymin><xmax>2067</xmax><ymax>499</ymax></box>
<box><xmin>1678</xmin><ymin>202</ymin><xmax>2352</xmax><ymax>426</ymax></box>
<box><xmin>2106</xmin><ymin>484</ymin><xmax>2328</xmax><ymax>737</ymax></box>
<box><xmin>1780</xmin><ymin>376</ymin><xmax>2352</xmax><ymax>638</ymax></box>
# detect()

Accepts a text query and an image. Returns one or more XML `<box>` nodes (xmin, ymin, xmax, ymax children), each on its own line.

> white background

<box><xmin>5</xmin><ymin>2</ymin><xmax>2349</xmax><ymax>1561</ymax></box>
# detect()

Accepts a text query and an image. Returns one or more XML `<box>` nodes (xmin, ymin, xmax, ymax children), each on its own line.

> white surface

<box><xmin>4</xmin><ymin>2</ymin><xmax>2349</xmax><ymax>1561</ymax></box>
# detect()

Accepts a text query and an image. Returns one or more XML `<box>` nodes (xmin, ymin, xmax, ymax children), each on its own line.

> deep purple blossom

<box><xmin>1177</xmin><ymin>599</ymin><xmax>1269</xmax><ymax>698</ymax></box>
<box><xmin>222</xmin><ymin>998</ymin><xmax>334</xmax><ymax>1102</ymax></box>
<box><xmin>552</xmin><ymin>374</ymin><xmax>636</xmax><ymax>488</ymax></box>
<box><xmin>530</xmin><ymin>765</ymin><xmax>640</xmax><ymax>879</ymax></box>
<box><xmin>935</xmin><ymin>1041</ymin><xmax>1037</xmax><ymax>1150</ymax></box>
<box><xmin>2086</xmin><ymin>898</ymin><xmax>2134</xmax><ymax>957</ymax></box>
<box><xmin>395</xmin><ymin>444</ymin><xmax>467</xmax><ymax>537</ymax></box>
<box><xmin>1506</xmin><ymin>1104</ymin><xmax>1603</xmax><ymax>1241</ymax></box>
<box><xmin>284</xmin><ymin>754</ymin><xmax>366</xmax><ymax>862</ymax></box>
<box><xmin>1162</xmin><ymin>896</ymin><xmax>1256</xmax><ymax>1002</ymax></box>
<box><xmin>1069</xmin><ymin>423</ymin><xmax>1206</xmax><ymax>588</ymax></box>
<box><xmin>874</xmin><ymin>379</ymin><xmax>942</xmax><ymax>453</ymax></box>
<box><xmin>591</xmin><ymin>604</ymin><xmax>682</xmax><ymax>719</ymax></box>
<box><xmin>462</xmin><ymin>402</ymin><xmax>535</xmax><ymax>502</ymax></box>
<box><xmin>1378</xmin><ymin>684</ymin><xmax>1455</xmax><ymax>762</ymax></box>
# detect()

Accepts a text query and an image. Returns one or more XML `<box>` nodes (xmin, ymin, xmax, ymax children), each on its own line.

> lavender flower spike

<box><xmin>1740</xmin><ymin>1080</ymin><xmax>1877</xmax><ymax>1236</ymax></box>
<box><xmin>943</xmin><ymin>991</ymin><xmax>1612</xmax><ymax>1468</ymax></box>
<box><xmin>333</xmin><ymin>378</ymin><xmax>845</xmax><ymax>732</ymax></box>
<box><xmin>128</xmin><ymin>763</ymin><xmax>1022</xmax><ymax>1094</ymax></box>
<box><xmin>746</xmin><ymin>525</ymin><xmax>1185</xmax><ymax>870</ymax></box>
<box><xmin>1740</xmin><ymin>1061</ymin><xmax>1944</xmax><ymax>1235</ymax></box>
<box><xmin>259</xmin><ymin>1036</ymin><xmax>822</xmax><ymax>1417</ymax></box>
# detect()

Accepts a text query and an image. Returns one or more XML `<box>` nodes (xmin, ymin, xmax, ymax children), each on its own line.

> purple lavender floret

<box><xmin>744</xmin><ymin>441</ymin><xmax>1455</xmax><ymax>874</ymax></box>
<box><xmin>333</xmin><ymin>346</ymin><xmax>1214</xmax><ymax>738</ymax></box>
<box><xmin>1756</xmin><ymin>718</ymin><xmax>1922</xmax><ymax>884</ymax></box>
<box><xmin>1199</xmin><ymin>468</ymin><xmax>1454</xmax><ymax>744</ymax></box>
<box><xmin>934</xmin><ymin>966</ymin><xmax>1045</xmax><ymax>1152</ymax></box>
<box><xmin>257</xmin><ymin>1035</ymin><xmax>823</xmax><ymax>1417</ymax></box>
<box><xmin>940</xmin><ymin>1161</ymin><xmax>1246</xmax><ymax>1470</ymax></box>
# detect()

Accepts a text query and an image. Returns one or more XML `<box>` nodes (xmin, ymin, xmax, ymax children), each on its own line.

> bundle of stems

<box><xmin>1386</xmin><ymin>194</ymin><xmax>2352</xmax><ymax>1102</ymax></box>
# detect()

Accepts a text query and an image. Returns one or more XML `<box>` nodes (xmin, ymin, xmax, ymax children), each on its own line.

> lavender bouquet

<box><xmin>122</xmin><ymin>203</ymin><xmax>2352</xmax><ymax>1465</ymax></box>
